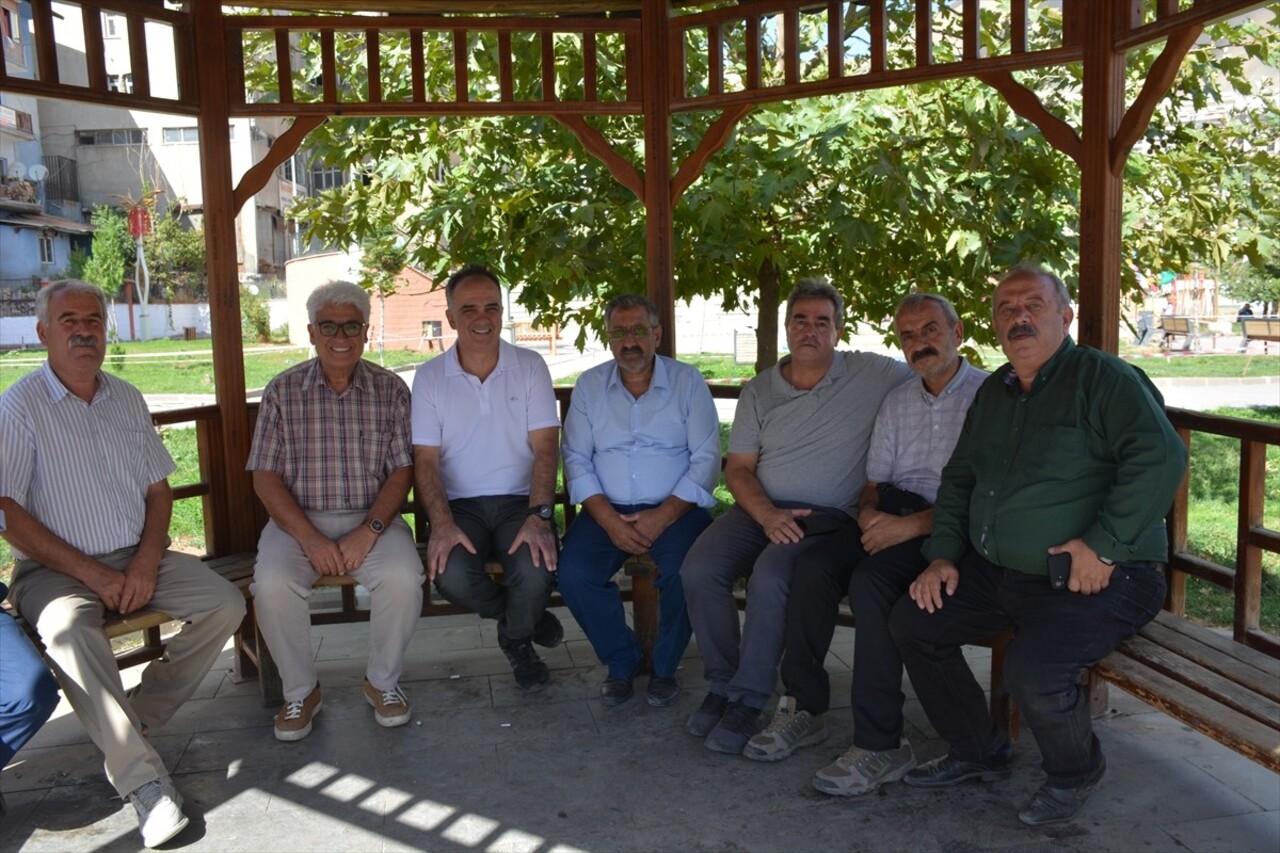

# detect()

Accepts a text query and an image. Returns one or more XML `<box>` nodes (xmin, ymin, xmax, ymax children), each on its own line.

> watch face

<box><xmin>369</xmin><ymin>518</ymin><xmax>385</xmax><ymax>533</ymax></box>
<box><xmin>531</xmin><ymin>504</ymin><xmax>553</xmax><ymax>520</ymax></box>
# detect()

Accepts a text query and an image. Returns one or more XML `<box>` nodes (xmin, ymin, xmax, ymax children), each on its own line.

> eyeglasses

<box><xmin>607</xmin><ymin>325</ymin><xmax>655</xmax><ymax>341</ymax></box>
<box><xmin>316</xmin><ymin>321</ymin><xmax>367</xmax><ymax>338</ymax></box>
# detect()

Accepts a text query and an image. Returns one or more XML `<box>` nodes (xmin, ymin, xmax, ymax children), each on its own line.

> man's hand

<box><xmin>603</xmin><ymin>514</ymin><xmax>651</xmax><ymax>555</ymax></box>
<box><xmin>337</xmin><ymin>525</ymin><xmax>379</xmax><ymax>574</ymax></box>
<box><xmin>510</xmin><ymin>515</ymin><xmax>558</xmax><ymax>571</ymax></box>
<box><xmin>425</xmin><ymin>521</ymin><xmax>476</xmax><ymax>581</ymax></box>
<box><xmin>301</xmin><ymin>532</ymin><xmax>346</xmax><ymax>577</ymax></box>
<box><xmin>81</xmin><ymin>563</ymin><xmax>127</xmax><ymax>613</ymax></box>
<box><xmin>1049</xmin><ymin>538</ymin><xmax>1115</xmax><ymax>595</ymax></box>
<box><xmin>859</xmin><ymin>509</ymin><xmax>922</xmax><ymax>555</ymax></box>
<box><xmin>627</xmin><ymin>508</ymin><xmax>675</xmax><ymax>550</ymax></box>
<box><xmin>760</xmin><ymin>507</ymin><xmax>811</xmax><ymax>545</ymax></box>
<box><xmin>909</xmin><ymin>559</ymin><xmax>960</xmax><ymax>613</ymax></box>
<box><xmin>116</xmin><ymin>554</ymin><xmax>160</xmax><ymax>614</ymax></box>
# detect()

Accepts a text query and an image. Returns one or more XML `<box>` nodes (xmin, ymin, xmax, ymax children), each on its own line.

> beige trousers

<box><xmin>11</xmin><ymin>547</ymin><xmax>245</xmax><ymax>797</ymax></box>
<box><xmin>249</xmin><ymin>511</ymin><xmax>424</xmax><ymax>703</ymax></box>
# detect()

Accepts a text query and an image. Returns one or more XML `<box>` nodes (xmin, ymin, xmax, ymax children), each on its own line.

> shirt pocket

<box><xmin>360</xmin><ymin>425</ymin><xmax>393</xmax><ymax>478</ymax></box>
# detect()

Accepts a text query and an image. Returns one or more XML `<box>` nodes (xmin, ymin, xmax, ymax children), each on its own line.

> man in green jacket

<box><xmin>889</xmin><ymin>264</ymin><xmax>1186</xmax><ymax>826</ymax></box>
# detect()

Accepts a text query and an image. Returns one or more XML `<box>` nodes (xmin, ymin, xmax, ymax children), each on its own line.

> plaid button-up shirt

<box><xmin>247</xmin><ymin>358</ymin><xmax>412</xmax><ymax>512</ymax></box>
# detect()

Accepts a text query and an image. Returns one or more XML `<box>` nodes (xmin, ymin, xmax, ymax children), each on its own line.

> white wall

<box><xmin>0</xmin><ymin>299</ymin><xmax>287</xmax><ymax>347</ymax></box>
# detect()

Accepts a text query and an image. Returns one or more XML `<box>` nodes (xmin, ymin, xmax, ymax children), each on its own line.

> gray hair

<box><xmin>36</xmin><ymin>279</ymin><xmax>108</xmax><ymax>326</ymax></box>
<box><xmin>604</xmin><ymin>293</ymin><xmax>659</xmax><ymax>327</ymax></box>
<box><xmin>896</xmin><ymin>292</ymin><xmax>959</xmax><ymax>326</ymax></box>
<box><xmin>994</xmin><ymin>263</ymin><xmax>1071</xmax><ymax>313</ymax></box>
<box><xmin>785</xmin><ymin>278</ymin><xmax>843</xmax><ymax>323</ymax></box>
<box><xmin>307</xmin><ymin>280</ymin><xmax>370</xmax><ymax>323</ymax></box>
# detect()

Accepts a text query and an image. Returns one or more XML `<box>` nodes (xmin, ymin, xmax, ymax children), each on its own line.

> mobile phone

<box><xmin>1047</xmin><ymin>552</ymin><xmax>1072</xmax><ymax>590</ymax></box>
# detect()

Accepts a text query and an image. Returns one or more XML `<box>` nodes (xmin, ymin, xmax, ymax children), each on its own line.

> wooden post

<box><xmin>1077</xmin><ymin>1</ymin><xmax>1127</xmax><ymax>353</ymax></box>
<box><xmin>192</xmin><ymin>4</ymin><xmax>257</xmax><ymax>555</ymax></box>
<box><xmin>642</xmin><ymin>0</ymin><xmax>676</xmax><ymax>357</ymax></box>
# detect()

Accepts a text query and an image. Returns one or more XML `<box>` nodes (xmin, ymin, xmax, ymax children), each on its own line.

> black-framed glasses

<box><xmin>316</xmin><ymin>321</ymin><xmax>367</xmax><ymax>338</ymax></box>
<box><xmin>607</xmin><ymin>325</ymin><xmax>655</xmax><ymax>341</ymax></box>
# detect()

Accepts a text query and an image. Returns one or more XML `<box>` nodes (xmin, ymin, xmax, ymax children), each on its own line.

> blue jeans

<box><xmin>889</xmin><ymin>550</ymin><xmax>1166</xmax><ymax>788</ymax></box>
<box><xmin>0</xmin><ymin>605</ymin><xmax>60</xmax><ymax>768</ymax></box>
<box><xmin>557</xmin><ymin>504</ymin><xmax>711</xmax><ymax>679</ymax></box>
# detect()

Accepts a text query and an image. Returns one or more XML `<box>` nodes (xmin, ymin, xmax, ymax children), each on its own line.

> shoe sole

<box><xmin>366</xmin><ymin>693</ymin><xmax>411</xmax><ymax>727</ymax></box>
<box><xmin>743</xmin><ymin>727</ymin><xmax>830</xmax><ymax>763</ymax></box>
<box><xmin>141</xmin><ymin>812</ymin><xmax>189</xmax><ymax>848</ymax></box>
<box><xmin>903</xmin><ymin>766</ymin><xmax>1011</xmax><ymax>788</ymax></box>
<box><xmin>646</xmin><ymin>691</ymin><xmax>678</xmax><ymax>708</ymax></box>
<box><xmin>601</xmin><ymin>691</ymin><xmax>634</xmax><ymax>707</ymax></box>
<box><xmin>812</xmin><ymin>759</ymin><xmax>917</xmax><ymax>797</ymax></box>
<box><xmin>274</xmin><ymin>701</ymin><xmax>322</xmax><ymax>742</ymax></box>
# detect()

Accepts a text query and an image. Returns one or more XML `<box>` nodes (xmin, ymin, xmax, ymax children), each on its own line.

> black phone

<box><xmin>1047</xmin><ymin>552</ymin><xmax>1072</xmax><ymax>590</ymax></box>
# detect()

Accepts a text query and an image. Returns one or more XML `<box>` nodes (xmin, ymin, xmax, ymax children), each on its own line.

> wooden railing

<box><xmin>159</xmin><ymin>388</ymin><xmax>1278</xmax><ymax>661</ymax></box>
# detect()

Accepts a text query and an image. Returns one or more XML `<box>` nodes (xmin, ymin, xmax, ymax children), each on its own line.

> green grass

<box><xmin>0</xmin><ymin>339</ymin><xmax>432</xmax><ymax>395</ymax></box>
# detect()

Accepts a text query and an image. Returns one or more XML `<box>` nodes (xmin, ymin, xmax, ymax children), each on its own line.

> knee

<box><xmin>886</xmin><ymin>598</ymin><xmax>921</xmax><ymax>650</ymax></box>
<box><xmin>1004</xmin><ymin>645</ymin><xmax>1079</xmax><ymax>708</ymax></box>
<box><xmin>2</xmin><ymin>666</ymin><xmax>60</xmax><ymax>717</ymax></box>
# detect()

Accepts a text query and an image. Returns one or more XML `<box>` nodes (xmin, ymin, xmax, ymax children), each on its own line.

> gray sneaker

<box><xmin>813</xmin><ymin>739</ymin><xmax>917</xmax><ymax>797</ymax></box>
<box><xmin>743</xmin><ymin>696</ymin><xmax>828</xmax><ymax>762</ymax></box>
<box><xmin>127</xmin><ymin>778</ymin><xmax>189</xmax><ymax>848</ymax></box>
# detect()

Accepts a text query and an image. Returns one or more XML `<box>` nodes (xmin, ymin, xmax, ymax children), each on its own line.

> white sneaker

<box><xmin>127</xmin><ymin>778</ymin><xmax>190</xmax><ymax>848</ymax></box>
<box><xmin>743</xmin><ymin>696</ymin><xmax>827</xmax><ymax>762</ymax></box>
<box><xmin>812</xmin><ymin>739</ymin><xmax>917</xmax><ymax>797</ymax></box>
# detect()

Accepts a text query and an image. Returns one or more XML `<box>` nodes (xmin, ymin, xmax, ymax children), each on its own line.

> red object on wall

<box><xmin>128</xmin><ymin>206</ymin><xmax>152</xmax><ymax>238</ymax></box>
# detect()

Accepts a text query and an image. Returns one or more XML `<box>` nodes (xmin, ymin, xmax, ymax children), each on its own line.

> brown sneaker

<box><xmin>363</xmin><ymin>678</ymin><xmax>411</xmax><ymax>727</ymax></box>
<box><xmin>274</xmin><ymin>683</ymin><xmax>322</xmax><ymax>742</ymax></box>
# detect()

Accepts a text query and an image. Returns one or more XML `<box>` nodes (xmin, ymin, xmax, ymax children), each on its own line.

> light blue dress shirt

<box><xmin>562</xmin><ymin>355</ymin><xmax>720</xmax><ymax>509</ymax></box>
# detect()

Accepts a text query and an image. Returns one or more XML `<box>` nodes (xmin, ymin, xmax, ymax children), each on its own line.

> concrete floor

<box><xmin>3</xmin><ymin>604</ymin><xmax>1277</xmax><ymax>853</ymax></box>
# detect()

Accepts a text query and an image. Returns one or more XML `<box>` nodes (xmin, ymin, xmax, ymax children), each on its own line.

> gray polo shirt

<box><xmin>729</xmin><ymin>350</ymin><xmax>912</xmax><ymax>514</ymax></box>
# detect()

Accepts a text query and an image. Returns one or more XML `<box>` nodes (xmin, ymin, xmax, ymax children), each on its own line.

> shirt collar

<box><xmin>923</xmin><ymin>356</ymin><xmax>976</xmax><ymax>400</ymax></box>
<box><xmin>770</xmin><ymin>351</ymin><xmax>847</xmax><ymax>396</ymax></box>
<box><xmin>39</xmin><ymin>361</ymin><xmax>108</xmax><ymax>405</ymax></box>
<box><xmin>444</xmin><ymin>339</ymin><xmax>513</xmax><ymax>378</ymax></box>
<box><xmin>606</xmin><ymin>354</ymin><xmax>671</xmax><ymax>396</ymax></box>
<box><xmin>303</xmin><ymin>357</ymin><xmax>371</xmax><ymax>394</ymax></box>
<box><xmin>1001</xmin><ymin>336</ymin><xmax>1075</xmax><ymax>392</ymax></box>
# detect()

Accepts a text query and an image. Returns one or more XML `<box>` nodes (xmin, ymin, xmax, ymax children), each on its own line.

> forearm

<box><xmin>253</xmin><ymin>470</ymin><xmax>325</xmax><ymax>544</ymax></box>
<box><xmin>0</xmin><ymin>499</ymin><xmax>116</xmax><ymax>587</ymax></box>
<box><xmin>132</xmin><ymin>482</ymin><xmax>174</xmax><ymax>569</ymax></box>
<box><xmin>725</xmin><ymin>467</ymin><xmax>778</xmax><ymax>526</ymax></box>
<box><xmin>856</xmin><ymin>482</ymin><xmax>880</xmax><ymax>517</ymax></box>
<box><xmin>528</xmin><ymin>431</ymin><xmax>559</xmax><ymax>507</ymax></box>
<box><xmin>366</xmin><ymin>467</ymin><xmax>412</xmax><ymax>527</ymax></box>
<box><xmin>654</xmin><ymin>495</ymin><xmax>693</xmax><ymax>525</ymax></box>
<box><xmin>582</xmin><ymin>494</ymin><xmax>621</xmax><ymax>527</ymax></box>
<box><xmin>412</xmin><ymin>452</ymin><xmax>455</xmax><ymax>528</ymax></box>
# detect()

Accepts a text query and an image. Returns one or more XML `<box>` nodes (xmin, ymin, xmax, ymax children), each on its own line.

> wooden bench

<box><xmin>1240</xmin><ymin>316</ymin><xmax>1280</xmax><ymax>354</ymax></box>
<box><xmin>1159</xmin><ymin>315</ymin><xmax>1198</xmax><ymax>351</ymax></box>
<box><xmin>1092</xmin><ymin>610</ymin><xmax>1280</xmax><ymax>771</ymax></box>
<box><xmin>512</xmin><ymin>320</ymin><xmax>560</xmax><ymax>355</ymax></box>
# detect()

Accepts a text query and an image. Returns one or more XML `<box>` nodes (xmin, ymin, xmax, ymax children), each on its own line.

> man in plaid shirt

<box><xmin>248</xmin><ymin>281</ymin><xmax>423</xmax><ymax>742</ymax></box>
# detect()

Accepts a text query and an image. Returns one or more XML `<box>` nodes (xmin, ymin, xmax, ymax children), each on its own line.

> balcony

<box><xmin>0</xmin><ymin>176</ymin><xmax>39</xmax><ymax>212</ymax></box>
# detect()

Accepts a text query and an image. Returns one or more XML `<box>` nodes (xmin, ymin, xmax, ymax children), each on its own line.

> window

<box><xmin>103</xmin><ymin>13</ymin><xmax>124</xmax><ymax>38</ymax></box>
<box><xmin>39</xmin><ymin>234</ymin><xmax>53</xmax><ymax>265</ymax></box>
<box><xmin>422</xmin><ymin>320</ymin><xmax>442</xmax><ymax>339</ymax></box>
<box><xmin>77</xmin><ymin>129</ymin><xmax>146</xmax><ymax>146</ymax></box>
<box><xmin>106</xmin><ymin>73</ymin><xmax>133</xmax><ymax>94</ymax></box>
<box><xmin>310</xmin><ymin>163</ymin><xmax>345</xmax><ymax>192</ymax></box>
<box><xmin>163</xmin><ymin>127</ymin><xmax>199</xmax><ymax>144</ymax></box>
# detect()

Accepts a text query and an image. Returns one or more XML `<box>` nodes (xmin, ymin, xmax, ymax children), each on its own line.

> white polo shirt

<box><xmin>411</xmin><ymin>339</ymin><xmax>559</xmax><ymax>500</ymax></box>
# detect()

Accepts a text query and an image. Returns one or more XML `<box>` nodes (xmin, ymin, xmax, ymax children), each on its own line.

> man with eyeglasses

<box><xmin>1</xmin><ymin>280</ymin><xmax>244</xmax><ymax>847</ymax></box>
<box><xmin>248</xmin><ymin>280</ymin><xmax>423</xmax><ymax>741</ymax></box>
<box><xmin>412</xmin><ymin>265</ymin><xmax>563</xmax><ymax>693</ymax></box>
<box><xmin>681</xmin><ymin>278</ymin><xmax>912</xmax><ymax>755</ymax></box>
<box><xmin>558</xmin><ymin>294</ymin><xmax>719</xmax><ymax>708</ymax></box>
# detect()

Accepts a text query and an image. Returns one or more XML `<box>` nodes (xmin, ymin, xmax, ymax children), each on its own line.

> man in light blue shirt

<box><xmin>559</xmin><ymin>294</ymin><xmax>720</xmax><ymax>708</ymax></box>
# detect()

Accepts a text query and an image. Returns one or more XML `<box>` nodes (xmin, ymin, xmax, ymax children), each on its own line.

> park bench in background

<box><xmin>1240</xmin><ymin>316</ymin><xmax>1280</xmax><ymax>354</ymax></box>
<box><xmin>1159</xmin><ymin>315</ymin><xmax>1198</xmax><ymax>351</ymax></box>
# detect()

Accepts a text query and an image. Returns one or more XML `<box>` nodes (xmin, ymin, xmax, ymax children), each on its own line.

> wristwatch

<box><xmin>367</xmin><ymin>517</ymin><xmax>386</xmax><ymax>535</ymax></box>
<box><xmin>528</xmin><ymin>504</ymin><xmax>554</xmax><ymax>521</ymax></box>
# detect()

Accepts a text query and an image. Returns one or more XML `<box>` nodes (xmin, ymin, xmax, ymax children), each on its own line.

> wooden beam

<box><xmin>275</xmin><ymin>28</ymin><xmax>293</xmax><ymax>105</ymax></box>
<box><xmin>584</xmin><ymin>31</ymin><xmax>598</xmax><ymax>100</ymax></box>
<box><xmin>232</xmin><ymin>116</ymin><xmax>327</xmax><ymax>213</ymax></box>
<box><xmin>542</xmin><ymin>29</ymin><xmax>557</xmax><ymax>101</ymax></box>
<box><xmin>670</xmin><ymin>104</ymin><xmax>751</xmax><ymax>204</ymax></box>
<box><xmin>1110</xmin><ymin>23</ymin><xmax>1202</xmax><ymax>174</ymax></box>
<box><xmin>32</xmin><ymin>0</ymin><xmax>58</xmax><ymax>84</ymax></box>
<box><xmin>498</xmin><ymin>30</ymin><xmax>515</xmax><ymax>101</ymax></box>
<box><xmin>367</xmin><ymin>29</ymin><xmax>382</xmax><ymax>103</ymax></box>
<box><xmin>1236</xmin><ymin>440</ymin><xmax>1266</xmax><ymax>642</ymax></box>
<box><xmin>915</xmin><ymin>0</ymin><xmax>932</xmax><ymax>68</ymax></box>
<box><xmin>320</xmin><ymin>29</ymin><xmax>338</xmax><ymax>103</ymax></box>
<box><xmin>980</xmin><ymin>70</ymin><xmax>1083</xmax><ymax>165</ymax></box>
<box><xmin>708</xmin><ymin>23</ymin><xmax>723</xmax><ymax>95</ymax></box>
<box><xmin>1077</xmin><ymin>0</ymin><xmax>1126</xmax><ymax>353</ymax></box>
<box><xmin>827</xmin><ymin>0</ymin><xmax>843</xmax><ymax>79</ymax></box>
<box><xmin>82</xmin><ymin>5</ymin><xmax>108</xmax><ymax>93</ymax></box>
<box><xmin>1012</xmin><ymin>0</ymin><xmax>1027</xmax><ymax>54</ymax></box>
<box><xmin>192</xmin><ymin>1</ymin><xmax>256</xmax><ymax>555</ymax></box>
<box><xmin>1115</xmin><ymin>0</ymin><xmax>1267</xmax><ymax>51</ymax></box>
<box><xmin>783</xmin><ymin>8</ymin><xmax>800</xmax><ymax>85</ymax></box>
<box><xmin>554</xmin><ymin>115</ymin><xmax>645</xmax><ymax>201</ymax></box>
<box><xmin>454</xmin><ymin>29</ymin><xmax>469</xmax><ymax>101</ymax></box>
<box><xmin>410</xmin><ymin>29</ymin><xmax>426</xmax><ymax>102</ymax></box>
<box><xmin>127</xmin><ymin>12</ymin><xmax>151</xmax><ymax>99</ymax></box>
<box><xmin>962</xmin><ymin>0</ymin><xmax>980</xmax><ymax>61</ymax></box>
<box><xmin>642</xmin><ymin>0</ymin><xmax>675</xmax><ymax>356</ymax></box>
<box><xmin>870</xmin><ymin>0</ymin><xmax>885</xmax><ymax>73</ymax></box>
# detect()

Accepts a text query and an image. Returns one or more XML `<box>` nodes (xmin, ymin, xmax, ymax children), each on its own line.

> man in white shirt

<box><xmin>0</xmin><ymin>280</ymin><xmax>244</xmax><ymax>848</ymax></box>
<box><xmin>412</xmin><ymin>266</ymin><xmax>563</xmax><ymax>692</ymax></box>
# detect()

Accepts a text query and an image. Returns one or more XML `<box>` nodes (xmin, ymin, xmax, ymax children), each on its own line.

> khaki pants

<box><xmin>11</xmin><ymin>548</ymin><xmax>245</xmax><ymax>797</ymax></box>
<box><xmin>249</xmin><ymin>511</ymin><xmax>424</xmax><ymax>703</ymax></box>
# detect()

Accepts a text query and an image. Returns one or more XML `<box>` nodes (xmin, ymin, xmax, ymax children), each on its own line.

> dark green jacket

<box><xmin>921</xmin><ymin>337</ymin><xmax>1186</xmax><ymax>576</ymax></box>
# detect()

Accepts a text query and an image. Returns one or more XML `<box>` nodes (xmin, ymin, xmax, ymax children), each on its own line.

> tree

<box><xmin>144</xmin><ymin>201</ymin><xmax>207</xmax><ymax>302</ymax></box>
<box><xmin>359</xmin><ymin>227</ymin><xmax>410</xmax><ymax>363</ymax></box>
<box><xmin>81</xmin><ymin>205</ymin><xmax>133</xmax><ymax>295</ymax></box>
<box><xmin>1220</xmin><ymin>259</ymin><xmax>1280</xmax><ymax>314</ymax></box>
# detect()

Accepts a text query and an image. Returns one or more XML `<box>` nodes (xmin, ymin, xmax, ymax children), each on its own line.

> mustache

<box><xmin>1007</xmin><ymin>323</ymin><xmax>1036</xmax><ymax>340</ymax></box>
<box><xmin>911</xmin><ymin>347</ymin><xmax>939</xmax><ymax>363</ymax></box>
<box><xmin>68</xmin><ymin>335</ymin><xmax>101</xmax><ymax>348</ymax></box>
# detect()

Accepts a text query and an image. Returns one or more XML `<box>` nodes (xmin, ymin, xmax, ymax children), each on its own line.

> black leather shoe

<box><xmin>532</xmin><ymin>611</ymin><xmax>564</xmax><ymax>648</ymax></box>
<box><xmin>903</xmin><ymin>744</ymin><xmax>1012</xmax><ymax>788</ymax></box>
<box><xmin>601</xmin><ymin>676</ymin><xmax>635</xmax><ymax>706</ymax></box>
<box><xmin>1018</xmin><ymin>755</ymin><xmax>1107</xmax><ymax>826</ymax></box>
<box><xmin>685</xmin><ymin>692</ymin><xmax>729</xmax><ymax>737</ymax></box>
<box><xmin>501</xmin><ymin>639</ymin><xmax>550</xmax><ymax>693</ymax></box>
<box><xmin>646</xmin><ymin>676</ymin><xmax>680</xmax><ymax>708</ymax></box>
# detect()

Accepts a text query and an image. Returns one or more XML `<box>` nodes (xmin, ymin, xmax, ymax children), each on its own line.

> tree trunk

<box><xmin>754</xmin><ymin>255</ymin><xmax>781</xmax><ymax>373</ymax></box>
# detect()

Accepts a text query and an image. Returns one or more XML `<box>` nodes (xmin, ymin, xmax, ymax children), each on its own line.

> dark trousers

<box><xmin>888</xmin><ymin>550</ymin><xmax>1166</xmax><ymax>788</ymax></box>
<box><xmin>782</xmin><ymin>527</ymin><xmax>925</xmax><ymax>751</ymax></box>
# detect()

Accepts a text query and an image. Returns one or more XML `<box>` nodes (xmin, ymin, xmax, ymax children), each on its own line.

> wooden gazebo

<box><xmin>2</xmin><ymin>1</ymin><xmax>1275</xmax><ymax>661</ymax></box>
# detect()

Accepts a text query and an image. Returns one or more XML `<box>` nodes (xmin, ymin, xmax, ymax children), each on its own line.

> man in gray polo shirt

<box><xmin>681</xmin><ymin>278</ymin><xmax>911</xmax><ymax>754</ymax></box>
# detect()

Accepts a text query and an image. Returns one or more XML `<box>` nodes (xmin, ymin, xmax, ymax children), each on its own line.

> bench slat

<box><xmin>1149</xmin><ymin>611</ymin><xmax>1280</xmax><ymax>680</ymax></box>
<box><xmin>1137</xmin><ymin>619</ymin><xmax>1280</xmax><ymax>702</ymax></box>
<box><xmin>1093</xmin><ymin>653</ymin><xmax>1280</xmax><ymax>772</ymax></box>
<box><xmin>1112</xmin><ymin>635</ymin><xmax>1280</xmax><ymax>730</ymax></box>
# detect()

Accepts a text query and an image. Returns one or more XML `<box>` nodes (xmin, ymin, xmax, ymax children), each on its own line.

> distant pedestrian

<box><xmin>1238</xmin><ymin>304</ymin><xmax>1254</xmax><ymax>352</ymax></box>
